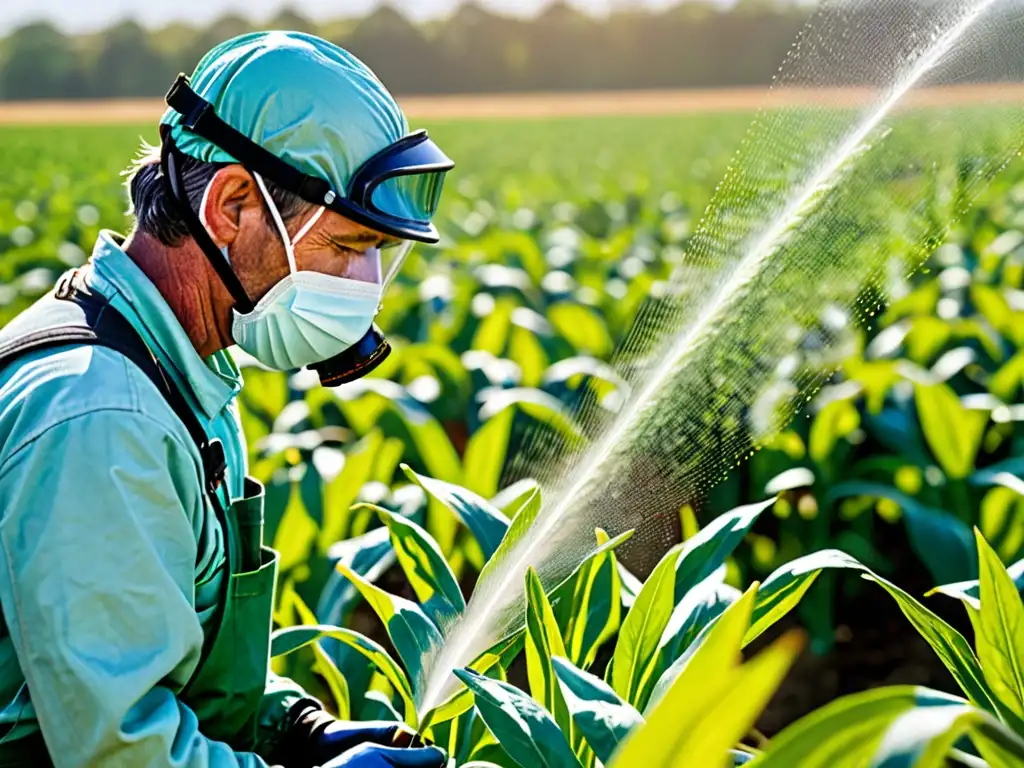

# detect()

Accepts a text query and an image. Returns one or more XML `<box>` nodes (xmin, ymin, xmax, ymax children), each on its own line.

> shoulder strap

<box><xmin>0</xmin><ymin>272</ymin><xmax>227</xmax><ymax>497</ymax></box>
<box><xmin>0</xmin><ymin>272</ymin><xmax>234</xmax><ymax>700</ymax></box>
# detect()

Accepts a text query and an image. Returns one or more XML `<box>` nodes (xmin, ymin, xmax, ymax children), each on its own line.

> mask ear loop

<box><xmin>252</xmin><ymin>171</ymin><xmax>325</xmax><ymax>274</ymax></box>
<box><xmin>198</xmin><ymin>180</ymin><xmax>231</xmax><ymax>266</ymax></box>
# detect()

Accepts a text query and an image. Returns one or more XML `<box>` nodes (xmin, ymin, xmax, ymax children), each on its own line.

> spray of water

<box><xmin>419</xmin><ymin>0</ymin><xmax>1024</xmax><ymax>714</ymax></box>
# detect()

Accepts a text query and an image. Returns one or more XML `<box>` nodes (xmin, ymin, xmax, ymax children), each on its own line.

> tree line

<box><xmin>0</xmin><ymin>1</ymin><xmax>1019</xmax><ymax>101</ymax></box>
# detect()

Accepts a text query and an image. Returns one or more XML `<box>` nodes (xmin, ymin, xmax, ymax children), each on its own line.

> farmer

<box><xmin>0</xmin><ymin>32</ymin><xmax>451</xmax><ymax>768</ymax></box>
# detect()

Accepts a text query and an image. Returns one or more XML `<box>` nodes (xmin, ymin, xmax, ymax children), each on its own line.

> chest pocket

<box><xmin>180</xmin><ymin>477</ymin><xmax>278</xmax><ymax>749</ymax></box>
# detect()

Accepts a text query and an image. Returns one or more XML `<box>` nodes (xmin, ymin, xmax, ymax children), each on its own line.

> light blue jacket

<box><xmin>0</xmin><ymin>232</ymin><xmax>306</xmax><ymax>767</ymax></box>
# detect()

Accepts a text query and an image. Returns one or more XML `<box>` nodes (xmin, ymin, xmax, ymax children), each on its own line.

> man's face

<box><xmin>230</xmin><ymin>202</ymin><xmax>399</xmax><ymax>307</ymax></box>
<box><xmin>200</xmin><ymin>164</ymin><xmax>401</xmax><ymax>308</ymax></box>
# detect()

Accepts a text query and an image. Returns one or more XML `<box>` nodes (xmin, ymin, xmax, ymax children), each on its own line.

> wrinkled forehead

<box><xmin>316</xmin><ymin>208</ymin><xmax>403</xmax><ymax>249</ymax></box>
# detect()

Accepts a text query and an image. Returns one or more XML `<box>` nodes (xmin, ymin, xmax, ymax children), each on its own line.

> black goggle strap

<box><xmin>159</xmin><ymin>124</ymin><xmax>256</xmax><ymax>314</ymax></box>
<box><xmin>165</xmin><ymin>75</ymin><xmax>336</xmax><ymax>208</ymax></box>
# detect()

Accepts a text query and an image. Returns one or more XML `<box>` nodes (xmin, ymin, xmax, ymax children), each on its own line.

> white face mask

<box><xmin>230</xmin><ymin>172</ymin><xmax>382</xmax><ymax>372</ymax></box>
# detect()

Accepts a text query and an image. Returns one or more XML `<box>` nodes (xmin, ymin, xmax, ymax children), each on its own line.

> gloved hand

<box><xmin>321</xmin><ymin>743</ymin><xmax>448</xmax><ymax>768</ymax></box>
<box><xmin>274</xmin><ymin>700</ymin><xmax>440</xmax><ymax>768</ymax></box>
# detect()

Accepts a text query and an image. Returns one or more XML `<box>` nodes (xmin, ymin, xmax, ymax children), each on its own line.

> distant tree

<box><xmin>181</xmin><ymin>14</ymin><xmax>254</xmax><ymax>76</ymax></box>
<box><xmin>0</xmin><ymin>22</ymin><xmax>82</xmax><ymax>100</ymax></box>
<box><xmin>341</xmin><ymin>5</ymin><xmax>442</xmax><ymax>95</ymax></box>
<box><xmin>522</xmin><ymin>2</ymin><xmax>602</xmax><ymax>90</ymax></box>
<box><xmin>3</xmin><ymin>1</ymin><xmax>1013</xmax><ymax>101</ymax></box>
<box><xmin>266</xmin><ymin>8</ymin><xmax>317</xmax><ymax>35</ymax></box>
<box><xmin>432</xmin><ymin>3</ymin><xmax>531</xmax><ymax>93</ymax></box>
<box><xmin>90</xmin><ymin>21</ymin><xmax>169</xmax><ymax>98</ymax></box>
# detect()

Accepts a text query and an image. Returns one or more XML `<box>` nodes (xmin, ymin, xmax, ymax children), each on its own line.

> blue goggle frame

<box><xmin>163</xmin><ymin>74</ymin><xmax>454</xmax><ymax>244</ymax></box>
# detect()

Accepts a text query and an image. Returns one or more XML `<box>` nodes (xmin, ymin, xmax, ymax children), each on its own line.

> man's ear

<box><xmin>200</xmin><ymin>165</ymin><xmax>262</xmax><ymax>248</ymax></box>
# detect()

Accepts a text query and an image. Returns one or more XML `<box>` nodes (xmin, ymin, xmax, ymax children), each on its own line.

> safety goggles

<box><xmin>163</xmin><ymin>74</ymin><xmax>453</xmax><ymax>244</ymax></box>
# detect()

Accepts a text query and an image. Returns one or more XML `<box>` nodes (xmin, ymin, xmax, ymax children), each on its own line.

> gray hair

<box><xmin>123</xmin><ymin>141</ymin><xmax>314</xmax><ymax>247</ymax></box>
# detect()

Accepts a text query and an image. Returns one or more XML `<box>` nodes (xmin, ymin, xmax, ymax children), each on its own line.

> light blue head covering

<box><xmin>161</xmin><ymin>31</ymin><xmax>417</xmax><ymax>220</ymax></box>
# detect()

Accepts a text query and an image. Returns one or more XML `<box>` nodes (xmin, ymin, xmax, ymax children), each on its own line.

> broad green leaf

<box><xmin>674</xmin><ymin>497</ymin><xmax>775</xmax><ymax>600</ymax></box>
<box><xmin>971</xmin><ymin>283</ymin><xmax>1013</xmax><ymax>335</ymax></box>
<box><xmin>746</xmin><ymin>550</ymin><xmax>866</xmax><ymax>645</ymax></box>
<box><xmin>862</xmin><ymin>574</ymin><xmax>996</xmax><ymax>712</ymax></box>
<box><xmin>553</xmin><ymin>656</ymin><xmax>643</xmax><ymax>765</ymax></box>
<box><xmin>525</xmin><ymin>567</ymin><xmax>572</xmax><ymax>737</ymax></box>
<box><xmin>310</xmin><ymin>641</ymin><xmax>351</xmax><ymax>721</ymax></box>
<box><xmin>360</xmin><ymin>689</ymin><xmax>402</xmax><ymax>722</ymax></box>
<box><xmin>929</xmin><ymin>559</ymin><xmax>1024</xmax><ymax>610</ymax></box>
<box><xmin>748</xmin><ymin>687</ymin><xmax>967</xmax><ymax>767</ymax></box>
<box><xmin>475</xmin><ymin>488</ymin><xmax>542</xmax><ymax>589</ymax></box>
<box><xmin>272</xmin><ymin>479</ymin><xmax>318</xmax><ymax>573</ymax></box>
<box><xmin>468</xmin><ymin>731</ymin><xmax>519</xmax><ymax>768</ymax></box>
<box><xmin>870</xmin><ymin>699</ymin><xmax>1024</xmax><ymax>768</ymax></box>
<box><xmin>975</xmin><ymin>529</ymin><xmax>1024</xmax><ymax>725</ymax></box>
<box><xmin>508</xmin><ymin>323</ymin><xmax>549</xmax><ymax>388</ymax></box>
<box><xmin>638</xmin><ymin>568</ymin><xmax>739</xmax><ymax>711</ymax></box>
<box><xmin>547</xmin><ymin>302</ymin><xmax>613</xmax><ymax>357</ymax></box>
<box><xmin>368</xmin><ymin>504</ymin><xmax>466</xmax><ymax>626</ymax></box>
<box><xmin>827</xmin><ymin>483</ymin><xmax>976</xmax><ymax>585</ymax></box>
<box><xmin>421</xmin><ymin>633</ymin><xmax>525</xmax><ymax>733</ymax></box>
<box><xmin>612</xmin><ymin>543</ymin><xmax>683</xmax><ymax>705</ymax></box>
<box><xmin>551</xmin><ymin>530</ymin><xmax>634</xmax><ymax>598</ymax></box>
<box><xmin>915</xmin><ymin>382</ymin><xmax>988</xmax><ymax>480</ymax></box>
<box><xmin>472</xmin><ymin>295</ymin><xmax>515</xmax><ymax>355</ymax></box>
<box><xmin>286</xmin><ymin>590</ymin><xmax>352</xmax><ymax>720</ymax></box>
<box><xmin>335</xmin><ymin>562</ymin><xmax>443</xmax><ymax>699</ymax></box>
<box><xmin>973</xmin><ymin>715</ymin><xmax>1024</xmax><ymax>768</ymax></box>
<box><xmin>990</xmin><ymin>350</ymin><xmax>1024</xmax><ymax>403</ymax></box>
<box><xmin>609</xmin><ymin>499</ymin><xmax>769</xmax><ymax>707</ymax></box>
<box><xmin>318</xmin><ymin>527</ymin><xmax>394</xmax><ymax>626</ymax></box>
<box><xmin>610</xmin><ymin>625</ymin><xmax>801</xmax><ymax>768</ymax></box>
<box><xmin>491</xmin><ymin>479</ymin><xmax>539</xmax><ymax>517</ymax></box>
<box><xmin>979</xmin><ymin>485</ymin><xmax>1024</xmax><ymax>564</ymax></box>
<box><xmin>661</xmin><ymin>632</ymin><xmax>801</xmax><ymax>767</ymax></box>
<box><xmin>270</xmin><ymin>624</ymin><xmax>416</xmax><ymax>727</ymax></box>
<box><xmin>645</xmin><ymin>585</ymin><xmax>759</xmax><ymax>714</ymax></box>
<box><xmin>564</xmin><ymin>528</ymin><xmax>623</xmax><ymax>670</ymax></box>
<box><xmin>404</xmin><ymin>465</ymin><xmax>509</xmax><ymax>559</ymax></box>
<box><xmin>463</xmin><ymin>406</ymin><xmax>515</xmax><ymax>498</ymax></box>
<box><xmin>334</xmin><ymin>380</ymin><xmax>462</xmax><ymax>483</ymax></box>
<box><xmin>809</xmin><ymin>398</ymin><xmax>860</xmax><ymax>464</ymax></box>
<box><xmin>455</xmin><ymin>668</ymin><xmax>583</xmax><ymax>768</ymax></box>
<box><xmin>477</xmin><ymin>388</ymin><xmax>584</xmax><ymax>446</ymax></box>
<box><xmin>680</xmin><ymin>505</ymin><xmax>700</xmax><ymax>541</ymax></box>
<box><xmin>319</xmin><ymin>430</ymin><xmax>383</xmax><ymax>552</ymax></box>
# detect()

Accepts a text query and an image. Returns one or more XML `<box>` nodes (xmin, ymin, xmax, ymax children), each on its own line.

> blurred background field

<box><xmin>5</xmin><ymin>96</ymin><xmax>1024</xmax><ymax>728</ymax></box>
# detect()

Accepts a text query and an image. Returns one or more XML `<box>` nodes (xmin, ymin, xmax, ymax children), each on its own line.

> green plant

<box><xmin>267</xmin><ymin>467</ymin><xmax>890</xmax><ymax>766</ymax></box>
<box><xmin>741</xmin><ymin>530</ymin><xmax>1024</xmax><ymax>767</ymax></box>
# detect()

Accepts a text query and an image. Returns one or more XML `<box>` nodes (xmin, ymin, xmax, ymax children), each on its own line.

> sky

<box><xmin>0</xmin><ymin>0</ymin><xmax>720</xmax><ymax>36</ymax></box>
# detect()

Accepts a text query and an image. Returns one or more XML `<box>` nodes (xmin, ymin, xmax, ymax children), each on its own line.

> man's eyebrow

<box><xmin>328</xmin><ymin>232</ymin><xmax>399</xmax><ymax>247</ymax></box>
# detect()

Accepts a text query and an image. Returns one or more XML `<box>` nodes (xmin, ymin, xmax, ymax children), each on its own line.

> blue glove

<box><xmin>275</xmin><ymin>701</ymin><xmax>441</xmax><ymax>768</ymax></box>
<box><xmin>322</xmin><ymin>743</ymin><xmax>448</xmax><ymax>768</ymax></box>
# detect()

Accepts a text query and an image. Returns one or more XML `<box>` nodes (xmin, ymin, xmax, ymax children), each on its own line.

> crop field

<box><xmin>4</xmin><ymin>105</ymin><xmax>1024</xmax><ymax>764</ymax></box>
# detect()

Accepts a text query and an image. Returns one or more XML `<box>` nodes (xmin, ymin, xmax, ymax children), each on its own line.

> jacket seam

<box><xmin>0</xmin><ymin>407</ymin><xmax>199</xmax><ymax>487</ymax></box>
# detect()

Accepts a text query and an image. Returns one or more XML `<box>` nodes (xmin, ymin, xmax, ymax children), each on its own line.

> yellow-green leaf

<box><xmin>565</xmin><ymin>528</ymin><xmax>623</xmax><ymax>670</ymax></box>
<box><xmin>611</xmin><ymin>543</ymin><xmax>683</xmax><ymax>706</ymax></box>
<box><xmin>526</xmin><ymin>567</ymin><xmax>573</xmax><ymax>737</ymax></box>
<box><xmin>976</xmin><ymin>529</ymin><xmax>1024</xmax><ymax>726</ymax></box>
<box><xmin>335</xmin><ymin>562</ymin><xmax>443</xmax><ymax>699</ymax></box>
<box><xmin>915</xmin><ymin>382</ymin><xmax>988</xmax><ymax>480</ymax></box>
<box><xmin>271</xmin><ymin>624</ymin><xmax>416</xmax><ymax>728</ymax></box>
<box><xmin>369</xmin><ymin>504</ymin><xmax>465</xmax><ymax>626</ymax></box>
